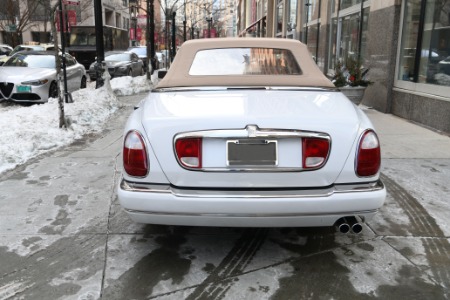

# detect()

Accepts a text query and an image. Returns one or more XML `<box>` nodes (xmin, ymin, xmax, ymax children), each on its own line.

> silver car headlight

<box><xmin>118</xmin><ymin>66</ymin><xmax>127</xmax><ymax>71</ymax></box>
<box><xmin>21</xmin><ymin>79</ymin><xmax>49</xmax><ymax>86</ymax></box>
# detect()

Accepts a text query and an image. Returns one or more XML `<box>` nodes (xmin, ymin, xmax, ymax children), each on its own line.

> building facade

<box><xmin>237</xmin><ymin>0</ymin><xmax>450</xmax><ymax>134</ymax></box>
<box><xmin>0</xmin><ymin>0</ymin><xmax>131</xmax><ymax>47</ymax></box>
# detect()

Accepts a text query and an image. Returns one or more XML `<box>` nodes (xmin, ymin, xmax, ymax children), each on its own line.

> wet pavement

<box><xmin>0</xmin><ymin>94</ymin><xmax>449</xmax><ymax>300</ymax></box>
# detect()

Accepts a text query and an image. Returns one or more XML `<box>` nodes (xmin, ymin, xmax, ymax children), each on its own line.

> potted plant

<box><xmin>332</xmin><ymin>57</ymin><xmax>372</xmax><ymax>105</ymax></box>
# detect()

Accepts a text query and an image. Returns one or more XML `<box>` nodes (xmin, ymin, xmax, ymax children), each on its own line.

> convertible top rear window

<box><xmin>189</xmin><ymin>48</ymin><xmax>302</xmax><ymax>76</ymax></box>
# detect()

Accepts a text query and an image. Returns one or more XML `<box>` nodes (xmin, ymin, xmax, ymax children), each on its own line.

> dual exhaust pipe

<box><xmin>335</xmin><ymin>216</ymin><xmax>363</xmax><ymax>234</ymax></box>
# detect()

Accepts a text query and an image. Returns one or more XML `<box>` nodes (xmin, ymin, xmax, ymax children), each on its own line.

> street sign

<box><xmin>6</xmin><ymin>24</ymin><xmax>17</xmax><ymax>32</ymax></box>
<box><xmin>137</xmin><ymin>15</ymin><xmax>147</xmax><ymax>27</ymax></box>
<box><xmin>63</xmin><ymin>0</ymin><xmax>80</xmax><ymax>5</ymax></box>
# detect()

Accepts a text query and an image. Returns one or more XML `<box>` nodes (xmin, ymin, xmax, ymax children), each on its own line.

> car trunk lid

<box><xmin>140</xmin><ymin>89</ymin><xmax>361</xmax><ymax>188</ymax></box>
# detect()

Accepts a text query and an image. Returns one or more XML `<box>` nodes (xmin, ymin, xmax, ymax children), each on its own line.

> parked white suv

<box><xmin>0</xmin><ymin>44</ymin><xmax>57</xmax><ymax>65</ymax></box>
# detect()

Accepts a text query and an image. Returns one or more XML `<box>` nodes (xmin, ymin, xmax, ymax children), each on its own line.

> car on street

<box><xmin>0</xmin><ymin>44</ymin><xmax>57</xmax><ymax>65</ymax></box>
<box><xmin>117</xmin><ymin>38</ymin><xmax>386</xmax><ymax>231</ymax></box>
<box><xmin>88</xmin><ymin>51</ymin><xmax>144</xmax><ymax>81</ymax></box>
<box><xmin>0</xmin><ymin>44</ymin><xmax>13</xmax><ymax>57</ymax></box>
<box><xmin>127</xmin><ymin>46</ymin><xmax>159</xmax><ymax>73</ymax></box>
<box><xmin>0</xmin><ymin>51</ymin><xmax>87</xmax><ymax>104</ymax></box>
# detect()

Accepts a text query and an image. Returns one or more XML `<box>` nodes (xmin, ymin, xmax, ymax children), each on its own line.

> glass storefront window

<box><xmin>360</xmin><ymin>7</ymin><xmax>369</xmax><ymax>65</ymax></box>
<box><xmin>289</xmin><ymin>0</ymin><xmax>298</xmax><ymax>31</ymax></box>
<box><xmin>276</xmin><ymin>1</ymin><xmax>283</xmax><ymax>34</ymax></box>
<box><xmin>307</xmin><ymin>24</ymin><xmax>319</xmax><ymax>61</ymax></box>
<box><xmin>329</xmin><ymin>18</ymin><xmax>338</xmax><ymax>70</ymax></box>
<box><xmin>339</xmin><ymin>14</ymin><xmax>360</xmax><ymax>64</ymax></box>
<box><xmin>328</xmin><ymin>1</ymin><xmax>369</xmax><ymax>72</ymax></box>
<box><xmin>398</xmin><ymin>0</ymin><xmax>450</xmax><ymax>87</ymax></box>
<box><xmin>419</xmin><ymin>0</ymin><xmax>450</xmax><ymax>86</ymax></box>
<box><xmin>398</xmin><ymin>0</ymin><xmax>420</xmax><ymax>81</ymax></box>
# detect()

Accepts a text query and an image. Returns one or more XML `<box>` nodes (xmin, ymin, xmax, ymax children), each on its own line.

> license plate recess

<box><xmin>17</xmin><ymin>85</ymin><xmax>31</xmax><ymax>93</ymax></box>
<box><xmin>227</xmin><ymin>139</ymin><xmax>277</xmax><ymax>166</ymax></box>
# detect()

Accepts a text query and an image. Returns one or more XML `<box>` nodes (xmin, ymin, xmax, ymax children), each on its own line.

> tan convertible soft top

<box><xmin>156</xmin><ymin>38</ymin><xmax>334</xmax><ymax>89</ymax></box>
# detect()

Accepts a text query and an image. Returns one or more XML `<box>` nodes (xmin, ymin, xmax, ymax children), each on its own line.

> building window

<box><xmin>29</xmin><ymin>0</ymin><xmax>50</xmax><ymax>21</ymax></box>
<box><xmin>327</xmin><ymin>0</ymin><xmax>369</xmax><ymax>71</ymax></box>
<box><xmin>340</xmin><ymin>0</ymin><xmax>363</xmax><ymax>11</ymax></box>
<box><xmin>307</xmin><ymin>24</ymin><xmax>319</xmax><ymax>60</ymax></box>
<box><xmin>31</xmin><ymin>32</ymin><xmax>51</xmax><ymax>43</ymax></box>
<box><xmin>287</xmin><ymin>0</ymin><xmax>297</xmax><ymax>38</ymax></box>
<box><xmin>398</xmin><ymin>0</ymin><xmax>450</xmax><ymax>87</ymax></box>
<box><xmin>276</xmin><ymin>0</ymin><xmax>283</xmax><ymax>35</ymax></box>
<box><xmin>303</xmin><ymin>0</ymin><xmax>321</xmax><ymax>63</ymax></box>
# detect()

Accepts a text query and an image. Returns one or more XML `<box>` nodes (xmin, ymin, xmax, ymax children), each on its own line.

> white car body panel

<box><xmin>119</xmin><ymin>89</ymin><xmax>385</xmax><ymax>227</ymax></box>
<box><xmin>136</xmin><ymin>90</ymin><xmax>364</xmax><ymax>188</ymax></box>
<box><xmin>118</xmin><ymin>179</ymin><xmax>385</xmax><ymax>227</ymax></box>
<box><xmin>118</xmin><ymin>38</ymin><xmax>385</xmax><ymax>228</ymax></box>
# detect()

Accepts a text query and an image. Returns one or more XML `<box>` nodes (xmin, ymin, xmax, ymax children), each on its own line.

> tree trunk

<box><xmin>49</xmin><ymin>3</ymin><xmax>66</xmax><ymax>129</ymax></box>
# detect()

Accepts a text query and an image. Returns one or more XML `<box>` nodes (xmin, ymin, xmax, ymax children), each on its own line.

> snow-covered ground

<box><xmin>0</xmin><ymin>75</ymin><xmax>153</xmax><ymax>175</ymax></box>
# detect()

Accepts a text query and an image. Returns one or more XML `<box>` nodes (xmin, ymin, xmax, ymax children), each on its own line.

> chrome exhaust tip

<box><xmin>335</xmin><ymin>218</ymin><xmax>350</xmax><ymax>234</ymax></box>
<box><xmin>346</xmin><ymin>216</ymin><xmax>363</xmax><ymax>234</ymax></box>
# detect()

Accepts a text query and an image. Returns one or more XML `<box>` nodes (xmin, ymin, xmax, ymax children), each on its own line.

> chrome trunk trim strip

<box><xmin>124</xmin><ymin>208</ymin><xmax>379</xmax><ymax>218</ymax></box>
<box><xmin>120</xmin><ymin>179</ymin><xmax>384</xmax><ymax>198</ymax></box>
<box><xmin>173</xmin><ymin>125</ymin><xmax>331</xmax><ymax>172</ymax></box>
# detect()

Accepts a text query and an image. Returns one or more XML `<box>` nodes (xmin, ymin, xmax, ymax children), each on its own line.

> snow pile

<box><xmin>0</xmin><ymin>75</ymin><xmax>152</xmax><ymax>175</ymax></box>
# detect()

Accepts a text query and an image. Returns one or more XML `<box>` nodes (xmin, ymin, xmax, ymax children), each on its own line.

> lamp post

<box><xmin>94</xmin><ymin>0</ymin><xmax>105</xmax><ymax>88</ymax></box>
<box><xmin>305</xmin><ymin>0</ymin><xmax>311</xmax><ymax>44</ymax></box>
<box><xmin>131</xmin><ymin>5</ymin><xmax>138</xmax><ymax>46</ymax></box>
<box><xmin>183</xmin><ymin>0</ymin><xmax>187</xmax><ymax>41</ymax></box>
<box><xmin>148</xmin><ymin>0</ymin><xmax>155</xmax><ymax>74</ymax></box>
<box><xmin>206</xmin><ymin>15</ymin><xmax>212</xmax><ymax>38</ymax></box>
<box><xmin>171</xmin><ymin>11</ymin><xmax>176</xmax><ymax>58</ymax></box>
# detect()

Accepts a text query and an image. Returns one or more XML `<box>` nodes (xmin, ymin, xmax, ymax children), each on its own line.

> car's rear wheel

<box><xmin>140</xmin><ymin>67</ymin><xmax>144</xmax><ymax>75</ymax></box>
<box><xmin>80</xmin><ymin>76</ymin><xmax>87</xmax><ymax>89</ymax></box>
<box><xmin>49</xmin><ymin>81</ymin><xmax>58</xmax><ymax>99</ymax></box>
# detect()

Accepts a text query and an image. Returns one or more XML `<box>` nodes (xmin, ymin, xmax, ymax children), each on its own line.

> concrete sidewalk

<box><xmin>0</xmin><ymin>98</ymin><xmax>449</xmax><ymax>300</ymax></box>
<box><xmin>362</xmin><ymin>106</ymin><xmax>450</xmax><ymax>159</ymax></box>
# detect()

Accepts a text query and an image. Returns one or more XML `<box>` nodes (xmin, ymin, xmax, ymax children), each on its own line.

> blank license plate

<box><xmin>227</xmin><ymin>140</ymin><xmax>277</xmax><ymax>166</ymax></box>
<box><xmin>17</xmin><ymin>85</ymin><xmax>31</xmax><ymax>93</ymax></box>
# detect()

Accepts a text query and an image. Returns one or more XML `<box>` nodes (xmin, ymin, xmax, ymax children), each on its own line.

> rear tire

<box><xmin>49</xmin><ymin>82</ymin><xmax>58</xmax><ymax>99</ymax></box>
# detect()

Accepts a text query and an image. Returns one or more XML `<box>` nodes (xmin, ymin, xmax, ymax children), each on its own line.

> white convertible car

<box><xmin>118</xmin><ymin>38</ymin><xmax>385</xmax><ymax>233</ymax></box>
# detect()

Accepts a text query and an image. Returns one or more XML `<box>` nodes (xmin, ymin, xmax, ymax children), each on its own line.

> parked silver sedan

<box><xmin>0</xmin><ymin>51</ymin><xmax>86</xmax><ymax>104</ymax></box>
<box><xmin>88</xmin><ymin>51</ymin><xmax>144</xmax><ymax>80</ymax></box>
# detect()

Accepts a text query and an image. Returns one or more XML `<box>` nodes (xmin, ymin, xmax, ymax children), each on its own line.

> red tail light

<box><xmin>123</xmin><ymin>131</ymin><xmax>148</xmax><ymax>177</ymax></box>
<box><xmin>302</xmin><ymin>138</ymin><xmax>330</xmax><ymax>169</ymax></box>
<box><xmin>175</xmin><ymin>138</ymin><xmax>202</xmax><ymax>168</ymax></box>
<box><xmin>356</xmin><ymin>130</ymin><xmax>381</xmax><ymax>177</ymax></box>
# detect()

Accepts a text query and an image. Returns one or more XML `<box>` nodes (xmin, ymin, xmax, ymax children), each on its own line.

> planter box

<box><xmin>340</xmin><ymin>86</ymin><xmax>366</xmax><ymax>105</ymax></box>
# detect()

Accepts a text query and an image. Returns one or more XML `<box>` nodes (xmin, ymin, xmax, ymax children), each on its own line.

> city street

<box><xmin>0</xmin><ymin>93</ymin><xmax>449</xmax><ymax>300</ymax></box>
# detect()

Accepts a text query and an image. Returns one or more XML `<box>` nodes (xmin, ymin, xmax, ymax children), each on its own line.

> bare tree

<box><xmin>0</xmin><ymin>0</ymin><xmax>93</xmax><ymax>47</ymax></box>
<box><xmin>46</xmin><ymin>1</ymin><xmax>69</xmax><ymax>128</ymax></box>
